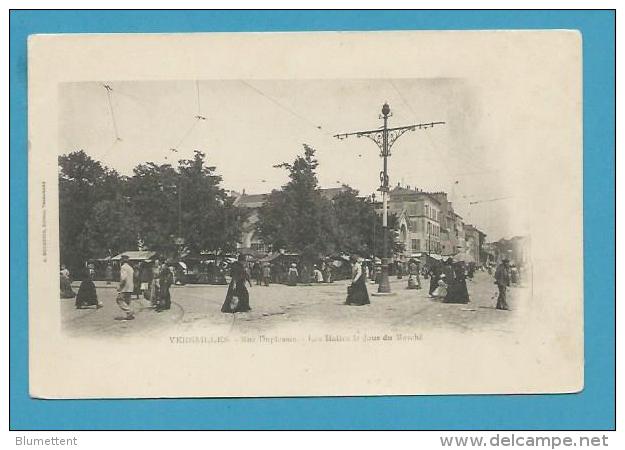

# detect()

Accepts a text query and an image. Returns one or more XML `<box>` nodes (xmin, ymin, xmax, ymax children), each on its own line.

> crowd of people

<box><xmin>61</xmin><ymin>252</ymin><xmax>519</xmax><ymax>321</ymax></box>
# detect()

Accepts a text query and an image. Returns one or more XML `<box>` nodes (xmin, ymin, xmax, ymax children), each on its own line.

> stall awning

<box><xmin>111</xmin><ymin>251</ymin><xmax>157</xmax><ymax>261</ymax></box>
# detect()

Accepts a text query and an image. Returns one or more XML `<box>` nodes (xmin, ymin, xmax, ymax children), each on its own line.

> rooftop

<box><xmin>234</xmin><ymin>187</ymin><xmax>349</xmax><ymax>208</ymax></box>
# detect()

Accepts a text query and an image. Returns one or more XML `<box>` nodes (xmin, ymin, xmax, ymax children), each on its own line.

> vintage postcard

<box><xmin>28</xmin><ymin>30</ymin><xmax>583</xmax><ymax>398</ymax></box>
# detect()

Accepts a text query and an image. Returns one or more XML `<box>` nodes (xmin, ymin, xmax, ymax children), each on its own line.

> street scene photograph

<box><xmin>57</xmin><ymin>78</ymin><xmax>531</xmax><ymax>338</ymax></box>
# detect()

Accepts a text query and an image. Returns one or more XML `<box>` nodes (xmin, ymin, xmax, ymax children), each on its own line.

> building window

<box><xmin>411</xmin><ymin>239</ymin><xmax>420</xmax><ymax>251</ymax></box>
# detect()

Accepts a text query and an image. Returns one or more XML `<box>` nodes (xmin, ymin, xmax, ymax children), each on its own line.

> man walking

<box><xmin>494</xmin><ymin>258</ymin><xmax>511</xmax><ymax>311</ymax></box>
<box><xmin>116</xmin><ymin>255</ymin><xmax>135</xmax><ymax>320</ymax></box>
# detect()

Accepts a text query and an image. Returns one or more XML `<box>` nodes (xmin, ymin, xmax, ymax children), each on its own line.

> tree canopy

<box><xmin>256</xmin><ymin>145</ymin><xmax>396</xmax><ymax>260</ymax></box>
<box><xmin>59</xmin><ymin>150</ymin><xmax>245</xmax><ymax>274</ymax></box>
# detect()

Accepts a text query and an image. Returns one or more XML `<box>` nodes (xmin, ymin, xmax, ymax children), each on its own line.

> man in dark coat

<box><xmin>156</xmin><ymin>262</ymin><xmax>174</xmax><ymax>312</ymax></box>
<box><xmin>494</xmin><ymin>259</ymin><xmax>511</xmax><ymax>310</ymax></box>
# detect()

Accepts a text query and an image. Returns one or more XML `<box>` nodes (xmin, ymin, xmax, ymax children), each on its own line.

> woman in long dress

<box><xmin>444</xmin><ymin>262</ymin><xmax>470</xmax><ymax>304</ymax></box>
<box><xmin>287</xmin><ymin>263</ymin><xmax>299</xmax><ymax>286</ymax></box>
<box><xmin>345</xmin><ymin>257</ymin><xmax>370</xmax><ymax>306</ymax></box>
<box><xmin>75</xmin><ymin>269</ymin><xmax>102</xmax><ymax>309</ymax></box>
<box><xmin>221</xmin><ymin>254</ymin><xmax>252</xmax><ymax>313</ymax></box>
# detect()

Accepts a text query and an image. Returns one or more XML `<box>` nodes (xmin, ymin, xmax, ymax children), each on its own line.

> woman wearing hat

<box><xmin>345</xmin><ymin>256</ymin><xmax>370</xmax><ymax>306</ymax></box>
<box><xmin>287</xmin><ymin>263</ymin><xmax>299</xmax><ymax>286</ymax></box>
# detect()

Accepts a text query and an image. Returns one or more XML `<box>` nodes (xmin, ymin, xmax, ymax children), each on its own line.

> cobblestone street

<box><xmin>62</xmin><ymin>271</ymin><xmax>527</xmax><ymax>338</ymax></box>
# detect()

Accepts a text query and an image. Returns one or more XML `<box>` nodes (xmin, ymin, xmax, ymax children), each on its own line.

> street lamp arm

<box><xmin>333</xmin><ymin>121</ymin><xmax>445</xmax><ymax>139</ymax></box>
<box><xmin>334</xmin><ymin>121</ymin><xmax>445</xmax><ymax>155</ymax></box>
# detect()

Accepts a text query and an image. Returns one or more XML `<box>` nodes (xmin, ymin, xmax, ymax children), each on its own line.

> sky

<box><xmin>59</xmin><ymin>78</ymin><xmax>519</xmax><ymax>241</ymax></box>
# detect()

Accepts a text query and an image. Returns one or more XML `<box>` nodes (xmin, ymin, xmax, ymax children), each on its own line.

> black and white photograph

<box><xmin>27</xmin><ymin>31</ymin><xmax>583</xmax><ymax>398</ymax></box>
<box><xmin>57</xmin><ymin>78</ymin><xmax>530</xmax><ymax>337</ymax></box>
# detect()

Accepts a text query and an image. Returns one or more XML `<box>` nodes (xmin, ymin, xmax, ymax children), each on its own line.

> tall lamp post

<box><xmin>174</xmin><ymin>178</ymin><xmax>185</xmax><ymax>260</ymax></box>
<box><xmin>335</xmin><ymin>103</ymin><xmax>444</xmax><ymax>294</ymax></box>
<box><xmin>371</xmin><ymin>192</ymin><xmax>377</xmax><ymax>260</ymax></box>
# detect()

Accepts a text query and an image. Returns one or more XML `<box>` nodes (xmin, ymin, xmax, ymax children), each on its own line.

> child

<box><xmin>431</xmin><ymin>274</ymin><xmax>448</xmax><ymax>299</ymax></box>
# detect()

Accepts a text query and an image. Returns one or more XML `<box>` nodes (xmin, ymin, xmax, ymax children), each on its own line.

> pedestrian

<box><xmin>494</xmin><ymin>258</ymin><xmax>511</xmax><ymax>310</ymax></box>
<box><xmin>75</xmin><ymin>268</ymin><xmax>102</xmax><ymax>309</ymax></box>
<box><xmin>323</xmin><ymin>261</ymin><xmax>333</xmax><ymax>283</ymax></box>
<box><xmin>432</xmin><ymin>273</ymin><xmax>448</xmax><ymax>299</ymax></box>
<box><xmin>221</xmin><ymin>254</ymin><xmax>252</xmax><ymax>313</ymax></box>
<box><xmin>252</xmin><ymin>261</ymin><xmax>262</xmax><ymax>286</ymax></box>
<box><xmin>428</xmin><ymin>262</ymin><xmax>441</xmax><ymax>296</ymax></box>
<box><xmin>150</xmin><ymin>258</ymin><xmax>161</xmax><ymax>307</ymax></box>
<box><xmin>140</xmin><ymin>261</ymin><xmax>152</xmax><ymax>299</ymax></box>
<box><xmin>133</xmin><ymin>262</ymin><xmax>142</xmax><ymax>299</ymax></box>
<box><xmin>407</xmin><ymin>259</ymin><xmax>421</xmax><ymax>290</ymax></box>
<box><xmin>115</xmin><ymin>255</ymin><xmax>135</xmax><ymax>320</ymax></box>
<box><xmin>262</xmin><ymin>263</ymin><xmax>271</xmax><ymax>286</ymax></box>
<box><xmin>374</xmin><ymin>262</ymin><xmax>382</xmax><ymax>284</ymax></box>
<box><xmin>444</xmin><ymin>261</ymin><xmax>470</xmax><ymax>304</ymax></box>
<box><xmin>396</xmin><ymin>260</ymin><xmax>404</xmax><ymax>279</ymax></box>
<box><xmin>216</xmin><ymin>261</ymin><xmax>228</xmax><ymax>285</ymax></box>
<box><xmin>467</xmin><ymin>263</ymin><xmax>475</xmax><ymax>280</ymax></box>
<box><xmin>345</xmin><ymin>256</ymin><xmax>370</xmax><ymax>306</ymax></box>
<box><xmin>87</xmin><ymin>263</ymin><xmax>96</xmax><ymax>280</ymax></box>
<box><xmin>272</xmin><ymin>262</ymin><xmax>283</xmax><ymax>284</ymax></box>
<box><xmin>59</xmin><ymin>265</ymin><xmax>75</xmax><ymax>298</ymax></box>
<box><xmin>287</xmin><ymin>263</ymin><xmax>299</xmax><ymax>286</ymax></box>
<box><xmin>157</xmin><ymin>262</ymin><xmax>174</xmax><ymax>312</ymax></box>
<box><xmin>313</xmin><ymin>265</ymin><xmax>324</xmax><ymax>283</ymax></box>
<box><xmin>105</xmin><ymin>263</ymin><xmax>113</xmax><ymax>285</ymax></box>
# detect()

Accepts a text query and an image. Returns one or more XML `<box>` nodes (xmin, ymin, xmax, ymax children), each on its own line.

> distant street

<box><xmin>62</xmin><ymin>271</ymin><xmax>526</xmax><ymax>338</ymax></box>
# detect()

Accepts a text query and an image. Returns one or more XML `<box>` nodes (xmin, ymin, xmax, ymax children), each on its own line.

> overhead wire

<box><xmin>169</xmin><ymin>80</ymin><xmax>207</xmax><ymax>156</ymax></box>
<box><xmin>103</xmin><ymin>84</ymin><xmax>121</xmax><ymax>142</ymax></box>
<box><xmin>239</xmin><ymin>80</ymin><xmax>334</xmax><ymax>138</ymax></box>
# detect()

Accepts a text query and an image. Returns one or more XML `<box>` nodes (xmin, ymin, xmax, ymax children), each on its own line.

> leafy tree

<box><xmin>176</xmin><ymin>151</ymin><xmax>246</xmax><ymax>254</ymax></box>
<box><xmin>127</xmin><ymin>151</ymin><xmax>245</xmax><ymax>256</ymax></box>
<box><xmin>126</xmin><ymin>161</ymin><xmax>180</xmax><ymax>252</ymax></box>
<box><xmin>332</xmin><ymin>187</ymin><xmax>399</xmax><ymax>258</ymax></box>
<box><xmin>58</xmin><ymin>150</ymin><xmax>123</xmax><ymax>273</ymax></box>
<box><xmin>59</xmin><ymin>149</ymin><xmax>244</xmax><ymax>273</ymax></box>
<box><xmin>83</xmin><ymin>197</ymin><xmax>142</xmax><ymax>258</ymax></box>
<box><xmin>257</xmin><ymin>145</ymin><xmax>337</xmax><ymax>259</ymax></box>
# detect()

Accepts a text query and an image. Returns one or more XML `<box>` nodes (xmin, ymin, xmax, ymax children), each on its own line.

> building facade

<box><xmin>386</xmin><ymin>184</ymin><xmax>486</xmax><ymax>263</ymax></box>
<box><xmin>462</xmin><ymin>224</ymin><xmax>487</xmax><ymax>265</ymax></box>
<box><xmin>387</xmin><ymin>185</ymin><xmax>443</xmax><ymax>257</ymax></box>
